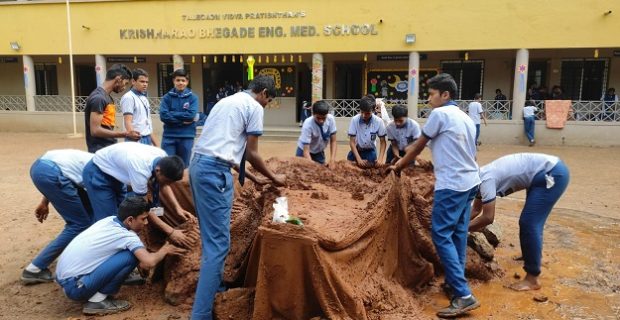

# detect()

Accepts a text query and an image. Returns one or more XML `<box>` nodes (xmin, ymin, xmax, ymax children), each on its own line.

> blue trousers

<box><xmin>475</xmin><ymin>124</ymin><xmax>481</xmax><ymax>144</ymax></box>
<box><xmin>58</xmin><ymin>250</ymin><xmax>137</xmax><ymax>301</ymax></box>
<box><xmin>82</xmin><ymin>160</ymin><xmax>127</xmax><ymax>223</ymax></box>
<box><xmin>520</xmin><ymin>161</ymin><xmax>570</xmax><ymax>276</ymax></box>
<box><xmin>295</xmin><ymin>147</ymin><xmax>326</xmax><ymax>164</ymax></box>
<box><xmin>162</xmin><ymin>137</ymin><xmax>194</xmax><ymax>168</ymax></box>
<box><xmin>431</xmin><ymin>186</ymin><xmax>478</xmax><ymax>298</ymax></box>
<box><xmin>386</xmin><ymin>148</ymin><xmax>406</xmax><ymax>164</ymax></box>
<box><xmin>30</xmin><ymin>159</ymin><xmax>92</xmax><ymax>270</ymax></box>
<box><xmin>347</xmin><ymin>148</ymin><xmax>377</xmax><ymax>163</ymax></box>
<box><xmin>125</xmin><ymin>135</ymin><xmax>153</xmax><ymax>145</ymax></box>
<box><xmin>189</xmin><ymin>154</ymin><xmax>234</xmax><ymax>320</ymax></box>
<box><xmin>524</xmin><ymin>116</ymin><xmax>535</xmax><ymax>142</ymax></box>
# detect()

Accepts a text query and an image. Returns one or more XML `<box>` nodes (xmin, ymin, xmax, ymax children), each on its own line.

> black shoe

<box><xmin>122</xmin><ymin>269</ymin><xmax>145</xmax><ymax>286</ymax></box>
<box><xmin>440</xmin><ymin>282</ymin><xmax>454</xmax><ymax>300</ymax></box>
<box><xmin>436</xmin><ymin>295</ymin><xmax>480</xmax><ymax>318</ymax></box>
<box><xmin>21</xmin><ymin>268</ymin><xmax>53</xmax><ymax>285</ymax></box>
<box><xmin>82</xmin><ymin>297</ymin><xmax>131</xmax><ymax>315</ymax></box>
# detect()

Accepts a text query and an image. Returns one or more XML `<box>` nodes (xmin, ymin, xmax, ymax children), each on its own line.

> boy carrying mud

<box><xmin>388</xmin><ymin>73</ymin><xmax>481</xmax><ymax>318</ymax></box>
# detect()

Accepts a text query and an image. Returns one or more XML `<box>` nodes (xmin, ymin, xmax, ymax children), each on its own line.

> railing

<box><xmin>0</xmin><ymin>95</ymin><xmax>27</xmax><ymax>111</ymax></box>
<box><xmin>6</xmin><ymin>95</ymin><xmax>163</xmax><ymax>113</ymax></box>
<box><xmin>2</xmin><ymin>95</ymin><xmax>619</xmax><ymax>122</ymax></box>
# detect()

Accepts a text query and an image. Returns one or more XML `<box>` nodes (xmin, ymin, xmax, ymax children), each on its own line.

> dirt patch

<box><xmin>150</xmin><ymin>157</ymin><xmax>499</xmax><ymax>319</ymax></box>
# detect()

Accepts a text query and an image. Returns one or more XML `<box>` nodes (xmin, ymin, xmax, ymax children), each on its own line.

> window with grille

<box><xmin>440</xmin><ymin>60</ymin><xmax>484</xmax><ymax>100</ymax></box>
<box><xmin>34</xmin><ymin>63</ymin><xmax>58</xmax><ymax>95</ymax></box>
<box><xmin>560</xmin><ymin>59</ymin><xmax>609</xmax><ymax>100</ymax></box>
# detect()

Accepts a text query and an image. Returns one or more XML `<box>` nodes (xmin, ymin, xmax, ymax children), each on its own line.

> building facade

<box><xmin>1</xmin><ymin>0</ymin><xmax>619</xmax><ymax>144</ymax></box>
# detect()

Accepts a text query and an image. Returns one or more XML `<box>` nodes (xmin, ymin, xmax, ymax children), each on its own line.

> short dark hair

<box><xmin>525</xmin><ymin>100</ymin><xmax>535</xmax><ymax>106</ymax></box>
<box><xmin>106</xmin><ymin>64</ymin><xmax>132</xmax><ymax>81</ymax></box>
<box><xmin>158</xmin><ymin>156</ymin><xmax>184</xmax><ymax>181</ymax></box>
<box><xmin>608</xmin><ymin>87</ymin><xmax>616</xmax><ymax>93</ymax></box>
<box><xmin>495</xmin><ymin>88</ymin><xmax>502</xmax><ymax>93</ymax></box>
<box><xmin>427</xmin><ymin>73</ymin><xmax>458</xmax><ymax>99</ymax></box>
<box><xmin>358</xmin><ymin>95</ymin><xmax>376</xmax><ymax>112</ymax></box>
<box><xmin>132</xmin><ymin>68</ymin><xmax>148</xmax><ymax>81</ymax></box>
<box><xmin>117</xmin><ymin>197</ymin><xmax>150</xmax><ymax>221</ymax></box>
<box><xmin>391</xmin><ymin>105</ymin><xmax>408</xmax><ymax>118</ymax></box>
<box><xmin>172</xmin><ymin>69</ymin><xmax>189</xmax><ymax>80</ymax></box>
<box><xmin>474</xmin><ymin>93</ymin><xmax>482</xmax><ymax>99</ymax></box>
<box><xmin>312</xmin><ymin>100</ymin><xmax>330</xmax><ymax>115</ymax></box>
<box><xmin>248</xmin><ymin>75</ymin><xmax>277</xmax><ymax>98</ymax></box>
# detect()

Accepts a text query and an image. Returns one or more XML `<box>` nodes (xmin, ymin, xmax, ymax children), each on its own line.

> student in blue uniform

<box><xmin>81</xmin><ymin>142</ymin><xmax>191</xmax><ymax>227</ymax></box>
<box><xmin>55</xmin><ymin>197</ymin><xmax>186</xmax><ymax>316</ymax></box>
<box><xmin>295</xmin><ymin>100</ymin><xmax>338</xmax><ymax>167</ymax></box>
<box><xmin>347</xmin><ymin>95</ymin><xmax>387</xmax><ymax>168</ymax></box>
<box><xmin>159</xmin><ymin>69</ymin><xmax>199</xmax><ymax>167</ymax></box>
<box><xmin>385</xmin><ymin>104</ymin><xmax>421</xmax><ymax>164</ymax></box>
<box><xmin>189</xmin><ymin>75</ymin><xmax>286</xmax><ymax>320</ymax></box>
<box><xmin>470</xmin><ymin>153</ymin><xmax>570</xmax><ymax>292</ymax></box>
<box><xmin>21</xmin><ymin>149</ymin><xmax>94</xmax><ymax>284</ymax></box>
<box><xmin>389</xmin><ymin>73</ymin><xmax>481</xmax><ymax>318</ymax></box>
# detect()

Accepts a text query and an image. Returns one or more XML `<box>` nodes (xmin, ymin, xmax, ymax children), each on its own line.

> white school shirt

<box><xmin>56</xmin><ymin>216</ymin><xmax>144</xmax><ymax>281</ymax></box>
<box><xmin>478</xmin><ymin>153</ymin><xmax>559</xmax><ymax>203</ymax></box>
<box><xmin>348</xmin><ymin>114</ymin><xmax>387</xmax><ymax>150</ymax></box>
<box><xmin>297</xmin><ymin>114</ymin><xmax>337</xmax><ymax>154</ymax></box>
<box><xmin>40</xmin><ymin>149</ymin><xmax>94</xmax><ymax>186</ymax></box>
<box><xmin>467</xmin><ymin>101</ymin><xmax>484</xmax><ymax>125</ymax></box>
<box><xmin>193</xmin><ymin>92</ymin><xmax>263</xmax><ymax>166</ymax></box>
<box><xmin>121</xmin><ymin>89</ymin><xmax>153</xmax><ymax>136</ymax></box>
<box><xmin>523</xmin><ymin>105</ymin><xmax>538</xmax><ymax>118</ymax></box>
<box><xmin>386</xmin><ymin>118</ymin><xmax>421</xmax><ymax>151</ymax></box>
<box><xmin>422</xmin><ymin>105</ymin><xmax>480</xmax><ymax>191</ymax></box>
<box><xmin>93</xmin><ymin>142</ymin><xmax>166</xmax><ymax>195</ymax></box>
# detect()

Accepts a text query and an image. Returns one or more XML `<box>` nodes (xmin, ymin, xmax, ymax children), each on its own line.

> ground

<box><xmin>0</xmin><ymin>133</ymin><xmax>618</xmax><ymax>319</ymax></box>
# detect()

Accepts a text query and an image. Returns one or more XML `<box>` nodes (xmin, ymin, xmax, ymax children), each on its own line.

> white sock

<box><xmin>461</xmin><ymin>294</ymin><xmax>472</xmax><ymax>299</ymax></box>
<box><xmin>88</xmin><ymin>292</ymin><xmax>107</xmax><ymax>303</ymax></box>
<box><xmin>25</xmin><ymin>263</ymin><xmax>41</xmax><ymax>273</ymax></box>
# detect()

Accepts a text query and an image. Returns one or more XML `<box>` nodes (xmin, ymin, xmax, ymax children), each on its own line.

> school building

<box><xmin>1</xmin><ymin>0</ymin><xmax>619</xmax><ymax>146</ymax></box>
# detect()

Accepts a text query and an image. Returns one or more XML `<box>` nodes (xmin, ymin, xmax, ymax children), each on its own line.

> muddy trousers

<box><xmin>524</xmin><ymin>116</ymin><xmax>535</xmax><ymax>142</ymax></box>
<box><xmin>58</xmin><ymin>250</ymin><xmax>137</xmax><ymax>301</ymax></box>
<box><xmin>520</xmin><ymin>161</ymin><xmax>570</xmax><ymax>276</ymax></box>
<box><xmin>30</xmin><ymin>159</ymin><xmax>91</xmax><ymax>270</ymax></box>
<box><xmin>295</xmin><ymin>147</ymin><xmax>326</xmax><ymax>164</ymax></box>
<box><xmin>82</xmin><ymin>160</ymin><xmax>127</xmax><ymax>223</ymax></box>
<box><xmin>431</xmin><ymin>186</ymin><xmax>478</xmax><ymax>298</ymax></box>
<box><xmin>189</xmin><ymin>154</ymin><xmax>234</xmax><ymax>320</ymax></box>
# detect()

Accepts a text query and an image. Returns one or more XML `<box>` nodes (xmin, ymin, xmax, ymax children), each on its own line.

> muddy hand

<box><xmin>176</xmin><ymin>207</ymin><xmax>194</xmax><ymax>222</ymax></box>
<box><xmin>356</xmin><ymin>159</ymin><xmax>370</xmax><ymax>169</ymax></box>
<box><xmin>169</xmin><ymin>229</ymin><xmax>195</xmax><ymax>248</ymax></box>
<box><xmin>385</xmin><ymin>165</ymin><xmax>401</xmax><ymax>177</ymax></box>
<box><xmin>34</xmin><ymin>203</ymin><xmax>49</xmax><ymax>223</ymax></box>
<box><xmin>272</xmin><ymin>174</ymin><xmax>287</xmax><ymax>187</ymax></box>
<box><xmin>165</xmin><ymin>242</ymin><xmax>188</xmax><ymax>256</ymax></box>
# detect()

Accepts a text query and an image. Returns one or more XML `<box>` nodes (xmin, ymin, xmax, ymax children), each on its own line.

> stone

<box><xmin>468</xmin><ymin>232</ymin><xmax>494</xmax><ymax>261</ymax></box>
<box><xmin>482</xmin><ymin>223</ymin><xmax>502</xmax><ymax>247</ymax></box>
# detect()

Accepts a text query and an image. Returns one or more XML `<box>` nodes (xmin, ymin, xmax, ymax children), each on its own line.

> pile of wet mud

<box><xmin>144</xmin><ymin>157</ymin><xmax>502</xmax><ymax>319</ymax></box>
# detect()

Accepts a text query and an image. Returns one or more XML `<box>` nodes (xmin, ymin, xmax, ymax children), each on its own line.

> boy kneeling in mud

<box><xmin>55</xmin><ymin>197</ymin><xmax>186</xmax><ymax>315</ymax></box>
<box><xmin>347</xmin><ymin>95</ymin><xmax>387</xmax><ymax>168</ymax></box>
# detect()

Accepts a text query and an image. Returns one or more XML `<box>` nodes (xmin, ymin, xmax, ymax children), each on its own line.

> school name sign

<box><xmin>119</xmin><ymin>11</ymin><xmax>379</xmax><ymax>40</ymax></box>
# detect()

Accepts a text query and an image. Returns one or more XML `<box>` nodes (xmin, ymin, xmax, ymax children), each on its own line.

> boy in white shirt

<box><xmin>389</xmin><ymin>73</ymin><xmax>481</xmax><ymax>318</ymax></box>
<box><xmin>121</xmin><ymin>68</ymin><xmax>157</xmax><ymax>146</ymax></box>
<box><xmin>523</xmin><ymin>100</ymin><xmax>539</xmax><ymax>146</ymax></box>
<box><xmin>469</xmin><ymin>153</ymin><xmax>570</xmax><ymax>292</ymax></box>
<box><xmin>296</xmin><ymin>100</ymin><xmax>338</xmax><ymax>167</ymax></box>
<box><xmin>467</xmin><ymin>93</ymin><xmax>487</xmax><ymax>146</ymax></box>
<box><xmin>21</xmin><ymin>150</ymin><xmax>94</xmax><ymax>284</ymax></box>
<box><xmin>82</xmin><ymin>143</ymin><xmax>193</xmax><ymax>234</ymax></box>
<box><xmin>347</xmin><ymin>95</ymin><xmax>387</xmax><ymax>168</ymax></box>
<box><xmin>386</xmin><ymin>104</ymin><xmax>421</xmax><ymax>164</ymax></box>
<box><xmin>56</xmin><ymin>197</ymin><xmax>186</xmax><ymax>315</ymax></box>
<box><xmin>190</xmin><ymin>75</ymin><xmax>286</xmax><ymax>319</ymax></box>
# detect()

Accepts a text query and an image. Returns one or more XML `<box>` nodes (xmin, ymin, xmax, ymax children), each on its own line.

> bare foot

<box><xmin>506</xmin><ymin>279</ymin><xmax>541</xmax><ymax>291</ymax></box>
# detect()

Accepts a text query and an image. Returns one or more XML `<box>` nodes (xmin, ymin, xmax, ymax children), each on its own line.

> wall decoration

<box><xmin>366</xmin><ymin>69</ymin><xmax>438</xmax><ymax>100</ymax></box>
<box><xmin>254</xmin><ymin>65</ymin><xmax>296</xmax><ymax>97</ymax></box>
